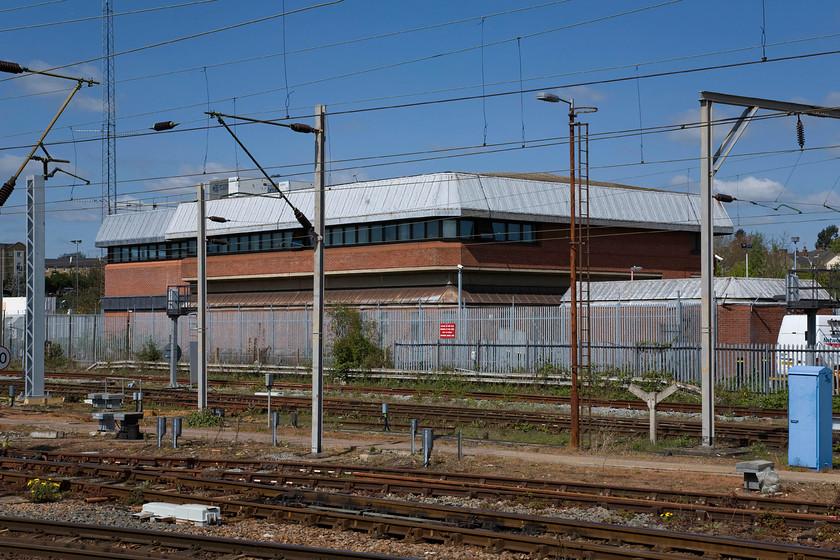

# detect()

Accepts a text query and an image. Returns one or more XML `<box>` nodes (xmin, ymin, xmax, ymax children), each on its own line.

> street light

<box><xmin>537</xmin><ymin>91</ymin><xmax>597</xmax><ymax>451</ymax></box>
<box><xmin>206</xmin><ymin>108</ymin><xmax>326</xmax><ymax>454</ymax></box>
<box><xmin>741</xmin><ymin>243</ymin><xmax>753</xmax><ymax>278</ymax></box>
<box><xmin>71</xmin><ymin>240</ymin><xmax>81</xmax><ymax>311</ymax></box>
<box><xmin>791</xmin><ymin>236</ymin><xmax>799</xmax><ymax>271</ymax></box>
<box><xmin>630</xmin><ymin>266</ymin><xmax>642</xmax><ymax>281</ymax></box>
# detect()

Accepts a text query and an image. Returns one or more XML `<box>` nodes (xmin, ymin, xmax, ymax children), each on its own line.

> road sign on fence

<box><xmin>0</xmin><ymin>346</ymin><xmax>9</xmax><ymax>371</ymax></box>
<box><xmin>439</xmin><ymin>323</ymin><xmax>455</xmax><ymax>339</ymax></box>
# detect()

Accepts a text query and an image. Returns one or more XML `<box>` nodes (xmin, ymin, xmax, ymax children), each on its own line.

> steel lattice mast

<box><xmin>102</xmin><ymin>0</ymin><xmax>116</xmax><ymax>216</ymax></box>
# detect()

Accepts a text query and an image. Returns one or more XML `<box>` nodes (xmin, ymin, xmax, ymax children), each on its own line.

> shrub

<box><xmin>44</xmin><ymin>342</ymin><xmax>71</xmax><ymax>368</ymax></box>
<box><xmin>185</xmin><ymin>408</ymin><xmax>223</xmax><ymax>428</ymax></box>
<box><xmin>136</xmin><ymin>339</ymin><xmax>163</xmax><ymax>362</ymax></box>
<box><xmin>328</xmin><ymin>305</ymin><xmax>390</xmax><ymax>379</ymax></box>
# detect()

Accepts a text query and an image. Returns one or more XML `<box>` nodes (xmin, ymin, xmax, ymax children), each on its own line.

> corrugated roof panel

<box><xmin>95</xmin><ymin>209</ymin><xmax>176</xmax><ymax>247</ymax></box>
<box><xmin>560</xmin><ymin>277</ymin><xmax>824</xmax><ymax>302</ymax></box>
<box><xmin>96</xmin><ymin>172</ymin><xmax>734</xmax><ymax>244</ymax></box>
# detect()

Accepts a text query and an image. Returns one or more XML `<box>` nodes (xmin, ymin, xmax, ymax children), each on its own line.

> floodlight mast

<box><xmin>0</xmin><ymin>61</ymin><xmax>98</xmax><ymax>207</ymax></box>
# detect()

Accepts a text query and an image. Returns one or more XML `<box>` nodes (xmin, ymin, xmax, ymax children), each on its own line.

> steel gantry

<box><xmin>698</xmin><ymin>91</ymin><xmax>840</xmax><ymax>447</ymax></box>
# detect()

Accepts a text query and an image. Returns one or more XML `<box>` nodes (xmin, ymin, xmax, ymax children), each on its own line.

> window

<box><xmin>344</xmin><ymin>225</ymin><xmax>357</xmax><ymax>245</ymax></box>
<box><xmin>121</xmin><ymin>247</ymin><xmax>129</xmax><ymax>262</ymax></box>
<box><xmin>384</xmin><ymin>224</ymin><xmax>397</xmax><ymax>242</ymax></box>
<box><xmin>522</xmin><ymin>223</ymin><xmax>534</xmax><ymax>242</ymax></box>
<box><xmin>411</xmin><ymin>221</ymin><xmax>425</xmax><ymax>240</ymax></box>
<box><xmin>460</xmin><ymin>219</ymin><xmax>474</xmax><ymax>239</ymax></box>
<box><xmin>188</xmin><ymin>239</ymin><xmax>197</xmax><ymax>256</ymax></box>
<box><xmin>442</xmin><ymin>219</ymin><xmax>457</xmax><ymax>238</ymax></box>
<box><xmin>508</xmin><ymin>222</ymin><xmax>521</xmax><ymax>242</ymax></box>
<box><xmin>329</xmin><ymin>227</ymin><xmax>343</xmax><ymax>246</ymax></box>
<box><xmin>427</xmin><ymin>220</ymin><xmax>440</xmax><ymax>239</ymax></box>
<box><xmin>690</xmin><ymin>232</ymin><xmax>700</xmax><ymax>254</ymax></box>
<box><xmin>398</xmin><ymin>223</ymin><xmax>411</xmax><ymax>241</ymax></box>
<box><xmin>492</xmin><ymin>222</ymin><xmax>506</xmax><ymax>242</ymax></box>
<box><xmin>370</xmin><ymin>224</ymin><xmax>383</xmax><ymax>243</ymax></box>
<box><xmin>130</xmin><ymin>246</ymin><xmax>139</xmax><ymax>262</ymax></box>
<box><xmin>357</xmin><ymin>224</ymin><xmax>370</xmax><ymax>244</ymax></box>
<box><xmin>139</xmin><ymin>245</ymin><xmax>148</xmax><ymax>261</ymax></box>
<box><xmin>249</xmin><ymin>234</ymin><xmax>260</xmax><ymax>251</ymax></box>
<box><xmin>261</xmin><ymin>232</ymin><xmax>272</xmax><ymax>250</ymax></box>
<box><xmin>158</xmin><ymin>244</ymin><xmax>168</xmax><ymax>259</ymax></box>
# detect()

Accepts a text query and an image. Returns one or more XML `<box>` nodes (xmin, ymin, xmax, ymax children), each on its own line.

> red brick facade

<box><xmin>104</xmin><ymin>226</ymin><xmax>701</xmax><ymax>302</ymax></box>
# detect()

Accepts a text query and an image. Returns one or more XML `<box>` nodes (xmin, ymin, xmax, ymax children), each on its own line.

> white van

<box><xmin>776</xmin><ymin>314</ymin><xmax>840</xmax><ymax>373</ymax></box>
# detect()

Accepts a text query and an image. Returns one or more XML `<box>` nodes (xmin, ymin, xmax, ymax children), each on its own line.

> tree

<box><xmin>328</xmin><ymin>304</ymin><xmax>389</xmax><ymax>379</ymax></box>
<box><xmin>815</xmin><ymin>225</ymin><xmax>838</xmax><ymax>250</ymax></box>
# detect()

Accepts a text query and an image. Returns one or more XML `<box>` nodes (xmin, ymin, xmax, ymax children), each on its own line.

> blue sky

<box><xmin>2</xmin><ymin>0</ymin><xmax>840</xmax><ymax>258</ymax></box>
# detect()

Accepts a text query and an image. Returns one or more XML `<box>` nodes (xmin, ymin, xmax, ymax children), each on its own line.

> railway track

<box><xmin>1</xmin><ymin>370</ymin><xmax>790</xmax><ymax>418</ymax></box>
<box><xmin>0</xmin><ymin>454</ymin><xmax>837</xmax><ymax>559</ymax></box>
<box><xmin>0</xmin><ymin>516</ymin><xmax>412</xmax><ymax>560</ymax></box>
<box><xmin>3</xmin><ymin>452</ymin><xmax>838</xmax><ymax>526</ymax></box>
<box><xmin>0</xmin><ymin>375</ymin><xmax>791</xmax><ymax>447</ymax></box>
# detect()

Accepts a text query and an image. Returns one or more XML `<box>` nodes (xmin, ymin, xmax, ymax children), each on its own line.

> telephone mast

<box><xmin>102</xmin><ymin>0</ymin><xmax>116</xmax><ymax>216</ymax></box>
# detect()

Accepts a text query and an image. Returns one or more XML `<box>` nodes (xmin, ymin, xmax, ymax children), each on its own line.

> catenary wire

<box><xmin>0</xmin><ymin>0</ymin><xmax>220</xmax><ymax>33</ymax></box>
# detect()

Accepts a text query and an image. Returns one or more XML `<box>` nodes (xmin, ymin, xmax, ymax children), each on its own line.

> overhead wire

<box><xmin>0</xmin><ymin>0</ymin><xmax>220</xmax><ymax>33</ymax></box>
<box><xmin>0</xmin><ymin>0</ymin><xmax>67</xmax><ymax>13</ymax></box>
<box><xmin>0</xmin><ymin>0</ymin><xmax>344</xmax><ymax>80</ymax></box>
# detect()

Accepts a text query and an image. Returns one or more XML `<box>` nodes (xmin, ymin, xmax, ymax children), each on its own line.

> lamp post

<box><xmin>791</xmin><ymin>236</ymin><xmax>799</xmax><ymax>271</ymax></box>
<box><xmin>537</xmin><ymin>91</ymin><xmax>596</xmax><ymax>450</ymax></box>
<box><xmin>630</xmin><ymin>266</ymin><xmax>642</xmax><ymax>281</ymax></box>
<box><xmin>206</xmin><ymin>107</ymin><xmax>326</xmax><ymax>454</ymax></box>
<box><xmin>741</xmin><ymin>243</ymin><xmax>753</xmax><ymax>278</ymax></box>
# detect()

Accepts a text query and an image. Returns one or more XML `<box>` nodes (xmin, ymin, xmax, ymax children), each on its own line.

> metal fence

<box><xmin>1</xmin><ymin>301</ymin><xmax>836</xmax><ymax>393</ymax></box>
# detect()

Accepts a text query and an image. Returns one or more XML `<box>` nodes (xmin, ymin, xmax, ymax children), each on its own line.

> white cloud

<box><xmin>555</xmin><ymin>86</ymin><xmax>606</xmax><ymax>104</ymax></box>
<box><xmin>11</xmin><ymin>60</ymin><xmax>101</xmax><ymax>113</ymax></box>
<box><xmin>666</xmin><ymin>108</ymin><xmax>702</xmax><ymax>145</ymax></box>
<box><xmin>713</xmin><ymin>176</ymin><xmax>784</xmax><ymax>200</ymax></box>
<box><xmin>142</xmin><ymin>161</ymin><xmax>231</xmax><ymax>200</ymax></box>
<box><xmin>667</xmin><ymin>174</ymin><xmax>694</xmax><ymax>190</ymax></box>
<box><xmin>51</xmin><ymin>198</ymin><xmax>102</xmax><ymax>223</ymax></box>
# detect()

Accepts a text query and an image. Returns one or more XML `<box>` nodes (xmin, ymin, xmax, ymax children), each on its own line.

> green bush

<box><xmin>185</xmin><ymin>408</ymin><xmax>223</xmax><ymax>428</ymax></box>
<box><xmin>136</xmin><ymin>339</ymin><xmax>163</xmax><ymax>362</ymax></box>
<box><xmin>329</xmin><ymin>305</ymin><xmax>390</xmax><ymax>379</ymax></box>
<box><xmin>45</xmin><ymin>342</ymin><xmax>72</xmax><ymax>368</ymax></box>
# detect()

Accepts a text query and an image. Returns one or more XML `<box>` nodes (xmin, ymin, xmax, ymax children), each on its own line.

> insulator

<box><xmin>0</xmin><ymin>60</ymin><xmax>24</xmax><ymax>74</ymax></box>
<box><xmin>796</xmin><ymin>116</ymin><xmax>805</xmax><ymax>150</ymax></box>
<box><xmin>290</xmin><ymin>123</ymin><xmax>317</xmax><ymax>134</ymax></box>
<box><xmin>0</xmin><ymin>179</ymin><xmax>15</xmax><ymax>206</ymax></box>
<box><xmin>152</xmin><ymin>121</ymin><xmax>178</xmax><ymax>131</ymax></box>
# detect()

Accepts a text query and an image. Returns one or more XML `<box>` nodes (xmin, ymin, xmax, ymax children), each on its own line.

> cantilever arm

<box><xmin>0</xmin><ymin>81</ymin><xmax>84</xmax><ymax>206</ymax></box>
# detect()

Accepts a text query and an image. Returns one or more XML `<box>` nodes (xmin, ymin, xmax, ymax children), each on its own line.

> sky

<box><xmin>2</xmin><ymin>0</ymin><xmax>840</xmax><ymax>258</ymax></box>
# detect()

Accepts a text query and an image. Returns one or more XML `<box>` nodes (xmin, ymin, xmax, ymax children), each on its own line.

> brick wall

<box><xmin>104</xmin><ymin>222</ymin><xmax>702</xmax><ymax>298</ymax></box>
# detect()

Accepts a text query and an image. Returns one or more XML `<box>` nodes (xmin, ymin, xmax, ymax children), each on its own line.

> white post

<box><xmin>311</xmin><ymin>105</ymin><xmax>326</xmax><ymax>454</ymax></box>
<box><xmin>699</xmin><ymin>99</ymin><xmax>715</xmax><ymax>447</ymax></box>
<box><xmin>197</xmin><ymin>184</ymin><xmax>207</xmax><ymax>410</ymax></box>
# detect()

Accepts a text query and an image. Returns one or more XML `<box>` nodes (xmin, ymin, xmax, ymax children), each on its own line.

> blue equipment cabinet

<box><xmin>788</xmin><ymin>366</ymin><xmax>833</xmax><ymax>470</ymax></box>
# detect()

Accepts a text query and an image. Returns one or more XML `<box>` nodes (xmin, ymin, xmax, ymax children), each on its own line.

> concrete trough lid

<box><xmin>135</xmin><ymin>502</ymin><xmax>221</xmax><ymax>526</ymax></box>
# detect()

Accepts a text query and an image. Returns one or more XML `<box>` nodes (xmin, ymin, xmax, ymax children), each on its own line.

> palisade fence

<box><xmin>1</xmin><ymin>301</ymin><xmax>836</xmax><ymax>394</ymax></box>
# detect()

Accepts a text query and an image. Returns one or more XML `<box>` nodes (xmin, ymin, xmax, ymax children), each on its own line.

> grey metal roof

<box><xmin>561</xmin><ymin>277</ymin><xmax>825</xmax><ymax>303</ymax></box>
<box><xmin>95</xmin><ymin>172</ymin><xmax>733</xmax><ymax>244</ymax></box>
<box><xmin>95</xmin><ymin>208</ymin><xmax>176</xmax><ymax>247</ymax></box>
